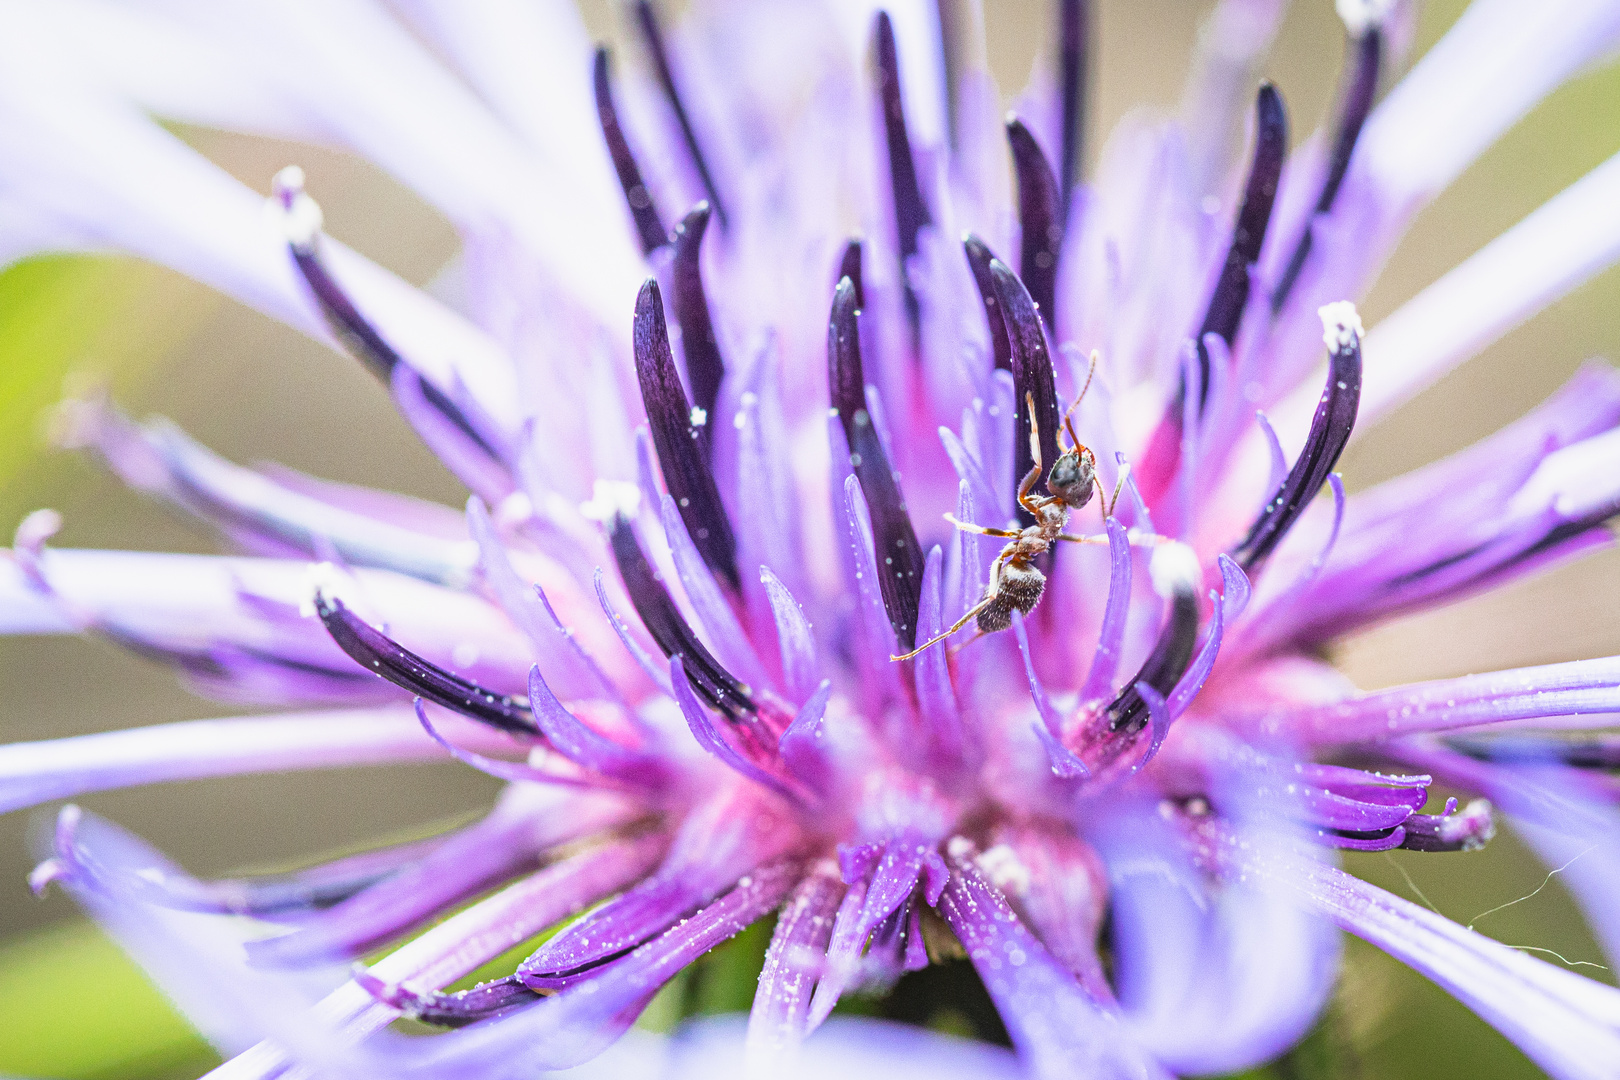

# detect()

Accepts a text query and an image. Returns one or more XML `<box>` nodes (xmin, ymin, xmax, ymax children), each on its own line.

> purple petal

<box><xmin>778</xmin><ymin>680</ymin><xmax>835</xmax><ymax>792</ymax></box>
<box><xmin>365</xmin><ymin>859</ymin><xmax>802</xmax><ymax>1071</ymax></box>
<box><xmin>669</xmin><ymin>656</ymin><xmax>806</xmax><ymax>806</ymax></box>
<box><xmin>1233</xmin><ymin>307</ymin><xmax>1361</xmax><ymax>571</ymax></box>
<box><xmin>759</xmin><ymin>565</ymin><xmax>819</xmax><ymax>705</ymax></box>
<box><xmin>912</xmin><ymin>546</ymin><xmax>966</xmax><ymax>767</ymax></box>
<box><xmin>414</xmin><ymin>699</ymin><xmax>601</xmax><ymax>789</ymax></box>
<box><xmin>935</xmin><ymin>843</ymin><xmax>1169</xmax><ymax>1080</ymax></box>
<box><xmin>989</xmin><ymin>259</ymin><xmax>1061</xmax><ymax>515</ymax></box>
<box><xmin>746</xmin><ymin>859</ymin><xmax>846</xmax><ymax>1062</ymax></box>
<box><xmin>517</xmin><ymin>779</ymin><xmax>799</xmax><ymax>985</ymax></box>
<box><xmin>465</xmin><ymin>495</ymin><xmax>618</xmax><ymax>703</ymax></box>
<box><xmin>247</xmin><ymin>785</ymin><xmax>631</xmax><ymax>966</ymax></box>
<box><xmin>1166</xmin><ymin>556</ymin><xmax>1249</xmax><ymax>719</ymax></box>
<box><xmin>660</xmin><ymin>493</ymin><xmax>770</xmax><ymax>692</ymax></box>
<box><xmin>527</xmin><ymin>665</ymin><xmax>667</xmax><ymax>784</ymax></box>
<box><xmin>1079</xmin><ymin>516</ymin><xmax>1133</xmax><ymax>702</ymax></box>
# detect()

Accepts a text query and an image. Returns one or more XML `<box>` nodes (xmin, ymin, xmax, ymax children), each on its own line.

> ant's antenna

<box><xmin>1059</xmin><ymin>350</ymin><xmax>1099</xmax><ymax>451</ymax></box>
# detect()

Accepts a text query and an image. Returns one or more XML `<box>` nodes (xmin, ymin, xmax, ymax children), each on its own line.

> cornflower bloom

<box><xmin>4</xmin><ymin>0</ymin><xmax>1620</xmax><ymax>1076</ymax></box>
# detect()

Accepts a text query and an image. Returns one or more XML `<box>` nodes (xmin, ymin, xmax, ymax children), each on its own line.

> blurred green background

<box><xmin>2</xmin><ymin>0</ymin><xmax>1618</xmax><ymax>1077</ymax></box>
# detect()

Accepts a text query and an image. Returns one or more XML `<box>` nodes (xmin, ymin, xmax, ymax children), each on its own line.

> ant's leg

<box><xmin>1096</xmin><ymin>468</ymin><xmax>1127</xmax><ymax>521</ymax></box>
<box><xmin>947</xmin><ymin>630</ymin><xmax>989</xmax><ymax>657</ymax></box>
<box><xmin>1056</xmin><ymin>530</ymin><xmax>1167</xmax><ymax>548</ymax></box>
<box><xmin>892</xmin><ymin>549</ymin><xmax>1010</xmax><ymax>661</ymax></box>
<box><xmin>1015</xmin><ymin>463</ymin><xmax>1045</xmax><ymax>517</ymax></box>
<box><xmin>1053</xmin><ymin>532</ymin><xmax>1110</xmax><ymax>545</ymax></box>
<box><xmin>944</xmin><ymin>513</ymin><xmax>1019</xmax><ymax>539</ymax></box>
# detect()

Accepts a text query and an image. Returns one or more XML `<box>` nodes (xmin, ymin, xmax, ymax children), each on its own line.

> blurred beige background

<box><xmin>0</xmin><ymin>0</ymin><xmax>1617</xmax><ymax>1074</ymax></box>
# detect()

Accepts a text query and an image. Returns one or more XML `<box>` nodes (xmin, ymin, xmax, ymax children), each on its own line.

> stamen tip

<box><xmin>1318</xmin><ymin>300</ymin><xmax>1363</xmax><ymax>354</ymax></box>
<box><xmin>268</xmin><ymin>165</ymin><xmax>323</xmax><ymax>251</ymax></box>
<box><xmin>1148</xmin><ymin>540</ymin><xmax>1201</xmax><ymax>598</ymax></box>
<box><xmin>28</xmin><ymin>857</ymin><xmax>67</xmax><ymax>897</ymax></box>
<box><xmin>1335</xmin><ymin>0</ymin><xmax>1395</xmax><ymax>35</ymax></box>
<box><xmin>580</xmin><ymin>479</ymin><xmax>642</xmax><ymax>523</ymax></box>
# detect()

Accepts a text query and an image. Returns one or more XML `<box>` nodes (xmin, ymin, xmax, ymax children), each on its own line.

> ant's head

<box><xmin>1047</xmin><ymin>444</ymin><xmax>1096</xmax><ymax>509</ymax></box>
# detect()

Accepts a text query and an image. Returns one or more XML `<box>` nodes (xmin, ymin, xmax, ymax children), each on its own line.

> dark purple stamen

<box><xmin>874</xmin><ymin>11</ymin><xmax>932</xmax><ymax>341</ymax></box>
<box><xmin>839</xmin><ymin>238</ymin><xmax>867</xmax><ymax>310</ymax></box>
<box><xmin>633</xmin><ymin>277</ymin><xmax>740</xmax><ymax>592</ymax></box>
<box><xmin>288</xmin><ymin>239</ymin><xmax>502</xmax><ymax>461</ymax></box>
<box><xmin>829</xmin><ymin>275</ymin><xmax>924</xmax><ymax>650</ymax></box>
<box><xmin>1232</xmin><ymin>320</ymin><xmax>1361</xmax><ymax>571</ymax></box>
<box><xmin>634</xmin><ymin>0</ymin><xmax>727</xmax><ymax>229</ymax></box>
<box><xmin>1106</xmin><ymin>578</ymin><xmax>1199</xmax><ymax>733</ymax></box>
<box><xmin>314</xmin><ymin>594</ymin><xmax>537</xmax><ymax>735</ymax></box>
<box><xmin>1398</xmin><ymin>799</ymin><xmax>1495</xmax><ymax>853</ymax></box>
<box><xmin>1058</xmin><ymin>0</ymin><xmax>1090</xmax><ymax>209</ymax></box>
<box><xmin>606</xmin><ymin>512</ymin><xmax>755</xmax><ymax>721</ymax></box>
<box><xmin>670</xmin><ymin>202</ymin><xmax>726</xmax><ymax>441</ymax></box>
<box><xmin>1193</xmin><ymin>83</ymin><xmax>1287</xmax><ymax>410</ymax></box>
<box><xmin>963</xmin><ymin>234</ymin><xmax>1011</xmax><ymax>371</ymax></box>
<box><xmin>388</xmin><ymin>974</ymin><xmax>540</xmax><ymax>1028</ymax></box>
<box><xmin>988</xmin><ymin>260</ymin><xmax>1061</xmax><ymax>522</ymax></box>
<box><xmin>594</xmin><ymin>47</ymin><xmax>668</xmax><ymax>255</ymax></box>
<box><xmin>1007</xmin><ymin>118</ymin><xmax>1063</xmax><ymax>330</ymax></box>
<box><xmin>1272</xmin><ymin>29</ymin><xmax>1381</xmax><ymax>312</ymax></box>
<box><xmin>1447</xmin><ymin>732</ymin><xmax>1620</xmax><ymax>770</ymax></box>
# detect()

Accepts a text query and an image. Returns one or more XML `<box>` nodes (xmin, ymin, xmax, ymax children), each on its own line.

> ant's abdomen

<box><xmin>977</xmin><ymin>562</ymin><xmax>1045</xmax><ymax>633</ymax></box>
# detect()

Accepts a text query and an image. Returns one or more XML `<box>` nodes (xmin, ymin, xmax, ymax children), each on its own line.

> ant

<box><xmin>894</xmin><ymin>353</ymin><xmax>1139</xmax><ymax>662</ymax></box>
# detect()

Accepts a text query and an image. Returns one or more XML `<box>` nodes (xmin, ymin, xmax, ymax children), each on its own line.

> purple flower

<box><xmin>5</xmin><ymin>0</ymin><xmax>1620</xmax><ymax>1076</ymax></box>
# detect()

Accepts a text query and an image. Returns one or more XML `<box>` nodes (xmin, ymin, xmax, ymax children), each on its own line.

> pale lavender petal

<box><xmin>465</xmin><ymin>496</ymin><xmax>627</xmax><ymax>704</ymax></box>
<box><xmin>669</xmin><ymin>656</ymin><xmax>806</xmax><ymax>805</ymax></box>
<box><xmin>413</xmin><ymin>699</ymin><xmax>602</xmax><ymax>790</ymax></box>
<box><xmin>660</xmin><ymin>494</ymin><xmax>771</xmax><ymax>691</ymax></box>
<box><xmin>526</xmin><ymin>665</ymin><xmax>667</xmax><ymax>785</ymax></box>
<box><xmin>1211</xmin><ymin>820</ymin><xmax>1620</xmax><ymax>1079</ymax></box>
<box><xmin>0</xmin><ymin>707</ymin><xmax>516</xmax><ymax>814</ymax></box>
<box><xmin>760</xmin><ymin>565</ymin><xmax>819</xmax><ymax>705</ymax></box>
<box><xmin>1166</xmin><ymin>555</ymin><xmax>1249</xmax><ymax>719</ymax></box>
<box><xmin>912</xmin><ymin>546</ymin><xmax>965</xmax><ymax>767</ymax></box>
<box><xmin>1259</xmin><ymin>657</ymin><xmax>1620</xmax><ymax>746</ymax></box>
<box><xmin>778</xmin><ymin>681</ymin><xmax>835</xmax><ymax>792</ymax></box>
<box><xmin>247</xmin><ymin>785</ymin><xmax>631</xmax><ymax>966</ymax></box>
<box><xmin>1079</xmin><ymin>516</ymin><xmax>1132</xmax><ymax>702</ymax></box>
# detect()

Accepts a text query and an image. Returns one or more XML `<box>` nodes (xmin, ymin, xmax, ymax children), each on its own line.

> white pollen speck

<box><xmin>269</xmin><ymin>166</ymin><xmax>324</xmax><ymax>252</ymax></box>
<box><xmin>1318</xmin><ymin>301</ymin><xmax>1363</xmax><ymax>354</ymax></box>
<box><xmin>1149</xmin><ymin>540</ymin><xmax>1201</xmax><ymax>597</ymax></box>
<box><xmin>1335</xmin><ymin>0</ymin><xmax>1395</xmax><ymax>35</ymax></box>
<box><xmin>300</xmin><ymin>562</ymin><xmax>350</xmax><ymax>617</ymax></box>
<box><xmin>579</xmin><ymin>480</ymin><xmax>641</xmax><ymax>522</ymax></box>
<box><xmin>946</xmin><ymin>835</ymin><xmax>974</xmax><ymax>859</ymax></box>
<box><xmin>452</xmin><ymin>643</ymin><xmax>480</xmax><ymax>669</ymax></box>
<box><xmin>689</xmin><ymin>406</ymin><xmax>708</xmax><ymax>428</ymax></box>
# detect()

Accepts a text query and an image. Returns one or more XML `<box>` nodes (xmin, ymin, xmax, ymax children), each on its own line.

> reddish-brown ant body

<box><xmin>895</xmin><ymin>355</ymin><xmax>1136</xmax><ymax>661</ymax></box>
